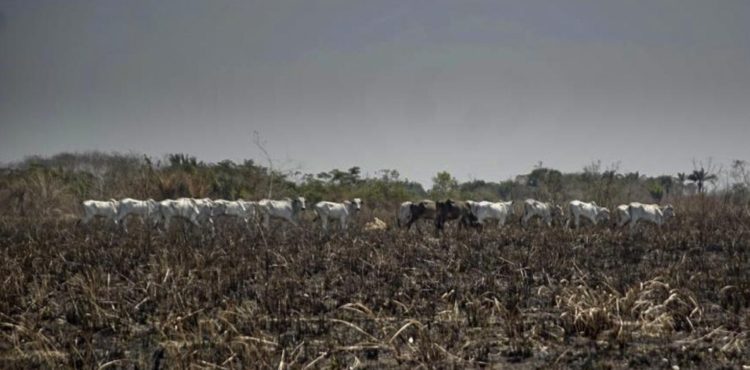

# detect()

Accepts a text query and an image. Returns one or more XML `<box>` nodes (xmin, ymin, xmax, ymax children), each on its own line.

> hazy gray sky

<box><xmin>1</xmin><ymin>0</ymin><xmax>748</xmax><ymax>185</ymax></box>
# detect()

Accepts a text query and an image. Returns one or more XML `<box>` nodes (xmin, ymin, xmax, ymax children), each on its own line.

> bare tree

<box><xmin>253</xmin><ymin>131</ymin><xmax>274</xmax><ymax>199</ymax></box>
<box><xmin>730</xmin><ymin>160</ymin><xmax>749</xmax><ymax>186</ymax></box>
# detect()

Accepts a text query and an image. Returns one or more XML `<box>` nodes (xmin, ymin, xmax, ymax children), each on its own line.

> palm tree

<box><xmin>687</xmin><ymin>168</ymin><xmax>717</xmax><ymax>194</ymax></box>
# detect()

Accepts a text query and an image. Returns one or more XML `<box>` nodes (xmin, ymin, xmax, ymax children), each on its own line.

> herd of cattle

<box><xmin>80</xmin><ymin>196</ymin><xmax>674</xmax><ymax>234</ymax></box>
<box><xmin>399</xmin><ymin>199</ymin><xmax>674</xmax><ymax>232</ymax></box>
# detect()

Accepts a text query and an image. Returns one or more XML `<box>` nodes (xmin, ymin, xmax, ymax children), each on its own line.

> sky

<box><xmin>1</xmin><ymin>0</ymin><xmax>749</xmax><ymax>186</ymax></box>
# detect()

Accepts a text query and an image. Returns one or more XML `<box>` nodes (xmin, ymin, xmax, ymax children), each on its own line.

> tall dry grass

<box><xmin>0</xmin><ymin>199</ymin><xmax>748</xmax><ymax>368</ymax></box>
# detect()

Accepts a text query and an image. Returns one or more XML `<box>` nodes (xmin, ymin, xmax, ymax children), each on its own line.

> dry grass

<box><xmin>0</xmin><ymin>198</ymin><xmax>748</xmax><ymax>368</ymax></box>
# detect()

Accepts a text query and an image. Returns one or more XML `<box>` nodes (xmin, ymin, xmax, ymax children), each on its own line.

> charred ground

<box><xmin>0</xmin><ymin>198</ymin><xmax>748</xmax><ymax>369</ymax></box>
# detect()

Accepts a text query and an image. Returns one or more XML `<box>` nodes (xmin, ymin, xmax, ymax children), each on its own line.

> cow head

<box><xmin>351</xmin><ymin>198</ymin><xmax>362</xmax><ymax>212</ymax></box>
<box><xmin>145</xmin><ymin>198</ymin><xmax>159</xmax><ymax>215</ymax></box>
<box><xmin>662</xmin><ymin>204</ymin><xmax>675</xmax><ymax>219</ymax></box>
<box><xmin>551</xmin><ymin>204</ymin><xmax>564</xmax><ymax>218</ymax></box>
<box><xmin>150</xmin><ymin>201</ymin><xmax>168</xmax><ymax>223</ymax></box>
<box><xmin>438</xmin><ymin>199</ymin><xmax>456</xmax><ymax>208</ymax></box>
<box><xmin>435</xmin><ymin>200</ymin><xmax>450</xmax><ymax>215</ymax></box>
<box><xmin>292</xmin><ymin>197</ymin><xmax>306</xmax><ymax>211</ymax></box>
<box><xmin>597</xmin><ymin>207</ymin><xmax>611</xmax><ymax>223</ymax></box>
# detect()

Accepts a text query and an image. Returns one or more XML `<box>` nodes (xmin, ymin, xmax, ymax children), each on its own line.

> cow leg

<box><xmin>475</xmin><ymin>219</ymin><xmax>484</xmax><ymax>233</ymax></box>
<box><xmin>207</xmin><ymin>218</ymin><xmax>215</xmax><ymax>235</ymax></box>
<box><xmin>321</xmin><ymin>216</ymin><xmax>328</xmax><ymax>232</ymax></box>
<box><xmin>164</xmin><ymin>217</ymin><xmax>172</xmax><ymax>232</ymax></box>
<box><xmin>340</xmin><ymin>216</ymin><xmax>347</xmax><ymax>230</ymax></box>
<box><xmin>263</xmin><ymin>214</ymin><xmax>271</xmax><ymax>230</ymax></box>
<box><xmin>434</xmin><ymin>217</ymin><xmax>445</xmax><ymax>234</ymax></box>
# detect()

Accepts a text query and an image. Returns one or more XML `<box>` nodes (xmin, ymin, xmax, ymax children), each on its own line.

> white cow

<box><xmin>213</xmin><ymin>200</ymin><xmax>248</xmax><ymax>222</ymax></box>
<box><xmin>116</xmin><ymin>198</ymin><xmax>160</xmax><ymax>232</ymax></box>
<box><xmin>192</xmin><ymin>198</ymin><xmax>220</xmax><ymax>225</ymax></box>
<box><xmin>190</xmin><ymin>198</ymin><xmax>223</xmax><ymax>223</ymax></box>
<box><xmin>237</xmin><ymin>200</ymin><xmax>260</xmax><ymax>225</ymax></box>
<box><xmin>627</xmin><ymin>203</ymin><xmax>675</xmax><ymax>231</ymax></box>
<box><xmin>615</xmin><ymin>204</ymin><xmax>631</xmax><ymax>228</ymax></box>
<box><xmin>257</xmin><ymin>197</ymin><xmax>306</xmax><ymax>228</ymax></box>
<box><xmin>81</xmin><ymin>199</ymin><xmax>120</xmax><ymax>226</ymax></box>
<box><xmin>522</xmin><ymin>199</ymin><xmax>562</xmax><ymax>227</ymax></box>
<box><xmin>397</xmin><ymin>201</ymin><xmax>413</xmax><ymax>228</ymax></box>
<box><xmin>468</xmin><ymin>200</ymin><xmax>514</xmax><ymax>228</ymax></box>
<box><xmin>567</xmin><ymin>200</ymin><xmax>611</xmax><ymax>228</ymax></box>
<box><xmin>157</xmin><ymin>198</ymin><xmax>201</xmax><ymax>230</ymax></box>
<box><xmin>314</xmin><ymin>198</ymin><xmax>362</xmax><ymax>231</ymax></box>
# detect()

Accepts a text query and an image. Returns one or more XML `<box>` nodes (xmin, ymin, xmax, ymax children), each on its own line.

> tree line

<box><xmin>0</xmin><ymin>152</ymin><xmax>747</xmax><ymax>217</ymax></box>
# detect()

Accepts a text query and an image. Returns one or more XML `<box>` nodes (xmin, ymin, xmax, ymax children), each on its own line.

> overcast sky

<box><xmin>1</xmin><ymin>0</ymin><xmax>748</xmax><ymax>185</ymax></box>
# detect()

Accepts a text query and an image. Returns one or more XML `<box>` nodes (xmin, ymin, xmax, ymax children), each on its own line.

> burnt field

<box><xmin>1</xmin><ymin>201</ymin><xmax>749</xmax><ymax>369</ymax></box>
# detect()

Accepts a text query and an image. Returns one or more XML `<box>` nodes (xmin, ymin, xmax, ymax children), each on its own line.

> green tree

<box><xmin>431</xmin><ymin>171</ymin><xmax>458</xmax><ymax>199</ymax></box>
<box><xmin>647</xmin><ymin>182</ymin><xmax>664</xmax><ymax>203</ymax></box>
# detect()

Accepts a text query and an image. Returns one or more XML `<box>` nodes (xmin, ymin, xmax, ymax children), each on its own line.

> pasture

<box><xmin>1</xmin><ymin>198</ymin><xmax>748</xmax><ymax>369</ymax></box>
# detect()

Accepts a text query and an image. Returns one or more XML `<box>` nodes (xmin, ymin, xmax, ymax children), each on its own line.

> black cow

<box><xmin>405</xmin><ymin>200</ymin><xmax>437</xmax><ymax>230</ymax></box>
<box><xmin>435</xmin><ymin>199</ymin><xmax>479</xmax><ymax>232</ymax></box>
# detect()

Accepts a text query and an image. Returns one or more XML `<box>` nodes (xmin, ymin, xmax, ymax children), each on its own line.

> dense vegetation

<box><xmin>2</xmin><ymin>152</ymin><xmax>747</xmax><ymax>218</ymax></box>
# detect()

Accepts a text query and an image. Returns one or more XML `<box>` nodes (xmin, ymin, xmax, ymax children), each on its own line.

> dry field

<box><xmin>1</xmin><ymin>199</ymin><xmax>749</xmax><ymax>369</ymax></box>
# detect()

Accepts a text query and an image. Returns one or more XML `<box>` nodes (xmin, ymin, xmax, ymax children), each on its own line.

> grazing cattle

<box><xmin>615</xmin><ymin>204</ymin><xmax>631</xmax><ymax>227</ymax></box>
<box><xmin>522</xmin><ymin>199</ymin><xmax>562</xmax><ymax>227</ymax></box>
<box><xmin>238</xmin><ymin>200</ymin><xmax>260</xmax><ymax>224</ymax></box>
<box><xmin>192</xmin><ymin>198</ymin><xmax>221</xmax><ymax>227</ymax></box>
<box><xmin>627</xmin><ymin>203</ymin><xmax>674</xmax><ymax>231</ymax></box>
<box><xmin>397</xmin><ymin>201</ymin><xmax>413</xmax><ymax>228</ymax></box>
<box><xmin>81</xmin><ymin>199</ymin><xmax>120</xmax><ymax>226</ymax></box>
<box><xmin>567</xmin><ymin>200</ymin><xmax>610</xmax><ymax>228</ymax></box>
<box><xmin>157</xmin><ymin>198</ymin><xmax>201</xmax><ymax>230</ymax></box>
<box><xmin>115</xmin><ymin>198</ymin><xmax>160</xmax><ymax>232</ymax></box>
<box><xmin>213</xmin><ymin>199</ymin><xmax>256</xmax><ymax>227</ymax></box>
<box><xmin>468</xmin><ymin>200</ymin><xmax>514</xmax><ymax>229</ymax></box>
<box><xmin>314</xmin><ymin>198</ymin><xmax>362</xmax><ymax>231</ymax></box>
<box><xmin>405</xmin><ymin>200</ymin><xmax>437</xmax><ymax>230</ymax></box>
<box><xmin>435</xmin><ymin>199</ymin><xmax>477</xmax><ymax>231</ymax></box>
<box><xmin>257</xmin><ymin>197</ymin><xmax>306</xmax><ymax>228</ymax></box>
